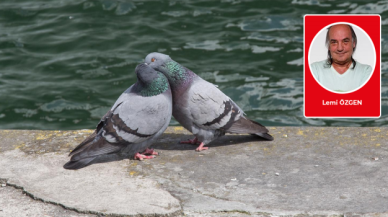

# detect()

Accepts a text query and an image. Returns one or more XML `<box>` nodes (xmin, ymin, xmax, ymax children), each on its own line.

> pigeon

<box><xmin>144</xmin><ymin>52</ymin><xmax>273</xmax><ymax>151</ymax></box>
<box><xmin>63</xmin><ymin>63</ymin><xmax>172</xmax><ymax>170</ymax></box>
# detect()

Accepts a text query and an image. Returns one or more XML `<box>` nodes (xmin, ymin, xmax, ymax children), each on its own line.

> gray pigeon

<box><xmin>63</xmin><ymin>63</ymin><xmax>172</xmax><ymax>170</ymax></box>
<box><xmin>145</xmin><ymin>52</ymin><xmax>273</xmax><ymax>151</ymax></box>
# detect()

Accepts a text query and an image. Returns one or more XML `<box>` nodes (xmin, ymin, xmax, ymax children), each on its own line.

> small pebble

<box><xmin>315</xmin><ymin>165</ymin><xmax>319</xmax><ymax>167</ymax></box>
<box><xmin>372</xmin><ymin>157</ymin><xmax>379</xmax><ymax>161</ymax></box>
<box><xmin>283</xmin><ymin>134</ymin><xmax>287</xmax><ymax>138</ymax></box>
<box><xmin>275</xmin><ymin>173</ymin><xmax>280</xmax><ymax>176</ymax></box>
<box><xmin>1</xmin><ymin>184</ymin><xmax>6</xmax><ymax>187</ymax></box>
<box><xmin>231</xmin><ymin>178</ymin><xmax>237</xmax><ymax>181</ymax></box>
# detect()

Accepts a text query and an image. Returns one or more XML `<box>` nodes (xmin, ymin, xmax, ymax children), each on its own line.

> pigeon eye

<box><xmin>151</xmin><ymin>58</ymin><xmax>156</xmax><ymax>62</ymax></box>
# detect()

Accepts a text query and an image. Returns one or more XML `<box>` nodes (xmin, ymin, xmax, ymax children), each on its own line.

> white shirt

<box><xmin>310</xmin><ymin>60</ymin><xmax>372</xmax><ymax>93</ymax></box>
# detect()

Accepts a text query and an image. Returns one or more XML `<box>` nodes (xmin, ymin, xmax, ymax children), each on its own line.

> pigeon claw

<box><xmin>141</xmin><ymin>148</ymin><xmax>159</xmax><ymax>156</ymax></box>
<box><xmin>134</xmin><ymin>153</ymin><xmax>155</xmax><ymax>161</ymax></box>
<box><xmin>195</xmin><ymin>142</ymin><xmax>208</xmax><ymax>152</ymax></box>
<box><xmin>180</xmin><ymin>137</ymin><xmax>199</xmax><ymax>145</ymax></box>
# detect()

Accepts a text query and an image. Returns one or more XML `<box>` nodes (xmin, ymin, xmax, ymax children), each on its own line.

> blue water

<box><xmin>0</xmin><ymin>0</ymin><xmax>387</xmax><ymax>130</ymax></box>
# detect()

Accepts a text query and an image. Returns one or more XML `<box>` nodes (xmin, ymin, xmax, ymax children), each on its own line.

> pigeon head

<box><xmin>134</xmin><ymin>63</ymin><xmax>169</xmax><ymax>97</ymax></box>
<box><xmin>145</xmin><ymin>52</ymin><xmax>170</xmax><ymax>68</ymax></box>
<box><xmin>135</xmin><ymin>63</ymin><xmax>159</xmax><ymax>84</ymax></box>
<box><xmin>145</xmin><ymin>52</ymin><xmax>196</xmax><ymax>89</ymax></box>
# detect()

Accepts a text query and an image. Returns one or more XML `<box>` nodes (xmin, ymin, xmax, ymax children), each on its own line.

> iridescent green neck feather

<box><xmin>136</xmin><ymin>74</ymin><xmax>169</xmax><ymax>97</ymax></box>
<box><xmin>162</xmin><ymin>60</ymin><xmax>196</xmax><ymax>87</ymax></box>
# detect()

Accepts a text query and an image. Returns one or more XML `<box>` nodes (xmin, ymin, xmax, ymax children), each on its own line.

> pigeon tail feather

<box><xmin>68</xmin><ymin>131</ymin><xmax>97</xmax><ymax>157</ymax></box>
<box><xmin>63</xmin><ymin>156</ymin><xmax>95</xmax><ymax>170</ymax></box>
<box><xmin>252</xmin><ymin>132</ymin><xmax>274</xmax><ymax>141</ymax></box>
<box><xmin>64</xmin><ymin>134</ymin><xmax>123</xmax><ymax>170</ymax></box>
<box><xmin>226</xmin><ymin>117</ymin><xmax>274</xmax><ymax>141</ymax></box>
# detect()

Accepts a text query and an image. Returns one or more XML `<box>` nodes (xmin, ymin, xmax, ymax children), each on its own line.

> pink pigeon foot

<box><xmin>141</xmin><ymin>148</ymin><xmax>159</xmax><ymax>156</ymax></box>
<box><xmin>195</xmin><ymin>142</ymin><xmax>209</xmax><ymax>152</ymax></box>
<box><xmin>180</xmin><ymin>137</ymin><xmax>199</xmax><ymax>145</ymax></box>
<box><xmin>134</xmin><ymin>153</ymin><xmax>155</xmax><ymax>161</ymax></box>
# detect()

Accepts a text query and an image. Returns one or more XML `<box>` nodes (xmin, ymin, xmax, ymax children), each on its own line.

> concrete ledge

<box><xmin>0</xmin><ymin>127</ymin><xmax>388</xmax><ymax>216</ymax></box>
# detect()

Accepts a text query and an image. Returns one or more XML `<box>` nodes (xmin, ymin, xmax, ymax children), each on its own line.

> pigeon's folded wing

<box><xmin>104</xmin><ymin>92</ymin><xmax>171</xmax><ymax>144</ymax></box>
<box><xmin>188</xmin><ymin>79</ymin><xmax>243</xmax><ymax>131</ymax></box>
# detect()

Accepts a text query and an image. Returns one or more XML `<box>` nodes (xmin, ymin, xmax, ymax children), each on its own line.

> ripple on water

<box><xmin>331</xmin><ymin>121</ymin><xmax>362</xmax><ymax>127</ymax></box>
<box><xmin>287</xmin><ymin>48</ymin><xmax>303</xmax><ymax>53</ymax></box>
<box><xmin>303</xmin><ymin>117</ymin><xmax>326</xmax><ymax>126</ymax></box>
<box><xmin>223</xmin><ymin>42</ymin><xmax>251</xmax><ymax>52</ymax></box>
<box><xmin>381</xmin><ymin>62</ymin><xmax>388</xmax><ymax>74</ymax></box>
<box><xmin>243</xmin><ymin>32</ymin><xmax>303</xmax><ymax>44</ymax></box>
<box><xmin>14</xmin><ymin>108</ymin><xmax>38</xmax><ymax>118</ymax></box>
<box><xmin>198</xmin><ymin>71</ymin><xmax>270</xmax><ymax>84</ymax></box>
<box><xmin>251</xmin><ymin>46</ymin><xmax>281</xmax><ymax>54</ymax></box>
<box><xmin>231</xmin><ymin>78</ymin><xmax>303</xmax><ymax>113</ymax></box>
<box><xmin>184</xmin><ymin>40</ymin><xmax>223</xmax><ymax>51</ymax></box>
<box><xmin>382</xmin><ymin>37</ymin><xmax>388</xmax><ymax>54</ymax></box>
<box><xmin>227</xmin><ymin>15</ymin><xmax>302</xmax><ymax>32</ymax></box>
<box><xmin>161</xmin><ymin>11</ymin><xmax>188</xmax><ymax>17</ymax></box>
<box><xmin>101</xmin><ymin>0</ymin><xmax>117</xmax><ymax>11</ymax></box>
<box><xmin>214</xmin><ymin>71</ymin><xmax>244</xmax><ymax>83</ymax></box>
<box><xmin>183</xmin><ymin>40</ymin><xmax>282</xmax><ymax>54</ymax></box>
<box><xmin>381</xmin><ymin>86</ymin><xmax>388</xmax><ymax>99</ymax></box>
<box><xmin>287</xmin><ymin>57</ymin><xmax>303</xmax><ymax>66</ymax></box>
<box><xmin>0</xmin><ymin>1</ymin><xmax>80</xmax><ymax>10</ymax></box>
<box><xmin>256</xmin><ymin>97</ymin><xmax>303</xmax><ymax>111</ymax></box>
<box><xmin>193</xmin><ymin>9</ymin><xmax>212</xmax><ymax>17</ymax></box>
<box><xmin>83</xmin><ymin>2</ymin><xmax>95</xmax><ymax>9</ymax></box>
<box><xmin>12</xmin><ymin>8</ymin><xmax>37</xmax><ymax>17</ymax></box>
<box><xmin>220</xmin><ymin>0</ymin><xmax>241</xmax><ymax>4</ymax></box>
<box><xmin>161</xmin><ymin>9</ymin><xmax>212</xmax><ymax>17</ymax></box>
<box><xmin>337</xmin><ymin>2</ymin><xmax>352</xmax><ymax>7</ymax></box>
<box><xmin>291</xmin><ymin>0</ymin><xmax>330</xmax><ymax>7</ymax></box>
<box><xmin>115</xmin><ymin>2</ymin><xmax>136</xmax><ymax>15</ymax></box>
<box><xmin>40</xmin><ymin>99</ymin><xmax>94</xmax><ymax>113</ymax></box>
<box><xmin>76</xmin><ymin>67</ymin><xmax>112</xmax><ymax>79</ymax></box>
<box><xmin>100</xmin><ymin>0</ymin><xmax>136</xmax><ymax>15</ymax></box>
<box><xmin>328</xmin><ymin>9</ymin><xmax>347</xmax><ymax>14</ymax></box>
<box><xmin>351</xmin><ymin>1</ymin><xmax>388</xmax><ymax>14</ymax></box>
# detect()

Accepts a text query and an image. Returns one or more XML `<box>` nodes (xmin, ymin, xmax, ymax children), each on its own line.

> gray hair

<box><xmin>325</xmin><ymin>24</ymin><xmax>357</xmax><ymax>69</ymax></box>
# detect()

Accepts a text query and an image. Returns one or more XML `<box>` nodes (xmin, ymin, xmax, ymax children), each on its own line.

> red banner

<box><xmin>304</xmin><ymin>15</ymin><xmax>381</xmax><ymax>118</ymax></box>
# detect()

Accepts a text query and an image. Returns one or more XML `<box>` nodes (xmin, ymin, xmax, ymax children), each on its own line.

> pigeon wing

<box><xmin>104</xmin><ymin>92</ymin><xmax>171</xmax><ymax>144</ymax></box>
<box><xmin>188</xmin><ymin>78</ymin><xmax>243</xmax><ymax>131</ymax></box>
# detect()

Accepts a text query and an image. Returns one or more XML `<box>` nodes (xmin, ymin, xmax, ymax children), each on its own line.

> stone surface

<box><xmin>0</xmin><ymin>127</ymin><xmax>388</xmax><ymax>216</ymax></box>
<box><xmin>0</xmin><ymin>186</ymin><xmax>94</xmax><ymax>217</ymax></box>
<box><xmin>0</xmin><ymin>129</ymin><xmax>181</xmax><ymax>216</ymax></box>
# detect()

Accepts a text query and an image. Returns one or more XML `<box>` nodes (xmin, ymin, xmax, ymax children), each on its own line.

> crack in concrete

<box><xmin>1</xmin><ymin>177</ymin><xmax>183</xmax><ymax>217</ymax></box>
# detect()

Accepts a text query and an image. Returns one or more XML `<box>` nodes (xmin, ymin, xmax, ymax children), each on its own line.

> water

<box><xmin>0</xmin><ymin>0</ymin><xmax>387</xmax><ymax>130</ymax></box>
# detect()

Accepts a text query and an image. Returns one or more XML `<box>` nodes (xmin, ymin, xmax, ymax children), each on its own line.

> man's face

<box><xmin>328</xmin><ymin>24</ymin><xmax>355</xmax><ymax>65</ymax></box>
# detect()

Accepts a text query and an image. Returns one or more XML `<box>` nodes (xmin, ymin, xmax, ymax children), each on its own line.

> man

<box><xmin>310</xmin><ymin>24</ymin><xmax>372</xmax><ymax>92</ymax></box>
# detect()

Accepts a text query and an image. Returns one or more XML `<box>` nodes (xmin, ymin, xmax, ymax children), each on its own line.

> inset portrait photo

<box><xmin>308</xmin><ymin>22</ymin><xmax>376</xmax><ymax>94</ymax></box>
